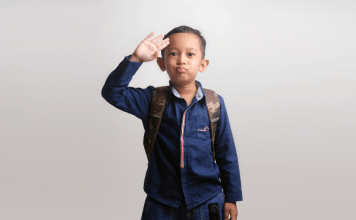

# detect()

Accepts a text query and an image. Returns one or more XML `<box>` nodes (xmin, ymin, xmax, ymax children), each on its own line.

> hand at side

<box><xmin>224</xmin><ymin>202</ymin><xmax>238</xmax><ymax>220</ymax></box>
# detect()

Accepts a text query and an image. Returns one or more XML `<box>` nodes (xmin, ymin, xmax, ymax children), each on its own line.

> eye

<box><xmin>188</xmin><ymin>53</ymin><xmax>194</xmax><ymax>56</ymax></box>
<box><xmin>169</xmin><ymin>52</ymin><xmax>177</xmax><ymax>56</ymax></box>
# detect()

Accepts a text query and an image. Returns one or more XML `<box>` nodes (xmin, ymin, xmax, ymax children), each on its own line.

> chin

<box><xmin>171</xmin><ymin>78</ymin><xmax>193</xmax><ymax>87</ymax></box>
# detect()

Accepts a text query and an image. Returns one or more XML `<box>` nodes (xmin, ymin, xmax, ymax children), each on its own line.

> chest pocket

<box><xmin>196</xmin><ymin>114</ymin><xmax>211</xmax><ymax>140</ymax></box>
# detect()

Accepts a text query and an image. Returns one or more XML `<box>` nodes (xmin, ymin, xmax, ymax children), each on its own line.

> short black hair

<box><xmin>161</xmin><ymin>25</ymin><xmax>206</xmax><ymax>60</ymax></box>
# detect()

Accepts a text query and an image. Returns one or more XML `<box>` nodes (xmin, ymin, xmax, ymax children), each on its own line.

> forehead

<box><xmin>166</xmin><ymin>33</ymin><xmax>201</xmax><ymax>51</ymax></box>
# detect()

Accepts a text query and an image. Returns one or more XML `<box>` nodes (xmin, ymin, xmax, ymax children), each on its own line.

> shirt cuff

<box><xmin>224</xmin><ymin>189</ymin><xmax>243</xmax><ymax>202</ymax></box>
<box><xmin>116</xmin><ymin>55</ymin><xmax>143</xmax><ymax>75</ymax></box>
<box><xmin>125</xmin><ymin>55</ymin><xmax>143</xmax><ymax>63</ymax></box>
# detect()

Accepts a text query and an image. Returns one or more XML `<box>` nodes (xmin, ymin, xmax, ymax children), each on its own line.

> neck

<box><xmin>172</xmin><ymin>80</ymin><xmax>197</xmax><ymax>97</ymax></box>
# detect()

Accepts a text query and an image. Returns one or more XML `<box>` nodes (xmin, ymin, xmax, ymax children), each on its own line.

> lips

<box><xmin>177</xmin><ymin>68</ymin><xmax>186</xmax><ymax>72</ymax></box>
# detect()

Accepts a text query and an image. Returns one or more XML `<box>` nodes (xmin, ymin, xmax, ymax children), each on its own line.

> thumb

<box><xmin>224</xmin><ymin>208</ymin><xmax>230</xmax><ymax>220</ymax></box>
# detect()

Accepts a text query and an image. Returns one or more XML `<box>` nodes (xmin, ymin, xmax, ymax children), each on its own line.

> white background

<box><xmin>1</xmin><ymin>0</ymin><xmax>355</xmax><ymax>219</ymax></box>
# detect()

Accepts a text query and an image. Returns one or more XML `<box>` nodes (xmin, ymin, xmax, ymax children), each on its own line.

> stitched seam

<box><xmin>197</xmin><ymin>126</ymin><xmax>209</xmax><ymax>131</ymax></box>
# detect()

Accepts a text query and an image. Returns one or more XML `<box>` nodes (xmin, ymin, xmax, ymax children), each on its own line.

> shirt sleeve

<box><xmin>101</xmin><ymin>55</ymin><xmax>155</xmax><ymax>120</ymax></box>
<box><xmin>214</xmin><ymin>94</ymin><xmax>243</xmax><ymax>202</ymax></box>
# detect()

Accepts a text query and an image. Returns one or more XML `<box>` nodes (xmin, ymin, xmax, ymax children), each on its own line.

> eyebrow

<box><xmin>167</xmin><ymin>47</ymin><xmax>197</xmax><ymax>52</ymax></box>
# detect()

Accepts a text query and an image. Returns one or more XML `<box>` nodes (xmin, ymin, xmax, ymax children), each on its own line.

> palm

<box><xmin>135</xmin><ymin>40</ymin><xmax>158</xmax><ymax>62</ymax></box>
<box><xmin>133</xmin><ymin>32</ymin><xmax>170</xmax><ymax>62</ymax></box>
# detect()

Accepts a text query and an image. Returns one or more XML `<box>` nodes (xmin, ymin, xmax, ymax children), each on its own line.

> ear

<box><xmin>198</xmin><ymin>59</ymin><xmax>209</xmax><ymax>73</ymax></box>
<box><xmin>157</xmin><ymin>57</ymin><xmax>166</xmax><ymax>72</ymax></box>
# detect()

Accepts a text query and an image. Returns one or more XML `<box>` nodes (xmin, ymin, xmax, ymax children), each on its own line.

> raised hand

<box><xmin>129</xmin><ymin>32</ymin><xmax>170</xmax><ymax>63</ymax></box>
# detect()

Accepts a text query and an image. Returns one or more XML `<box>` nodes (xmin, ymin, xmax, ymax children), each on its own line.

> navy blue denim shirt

<box><xmin>101</xmin><ymin>55</ymin><xmax>243</xmax><ymax>209</ymax></box>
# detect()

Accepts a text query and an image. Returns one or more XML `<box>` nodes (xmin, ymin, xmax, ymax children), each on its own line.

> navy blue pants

<box><xmin>141</xmin><ymin>191</ymin><xmax>226</xmax><ymax>220</ymax></box>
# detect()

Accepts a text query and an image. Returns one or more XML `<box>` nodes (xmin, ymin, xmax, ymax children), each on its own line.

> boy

<box><xmin>101</xmin><ymin>25</ymin><xmax>242</xmax><ymax>220</ymax></box>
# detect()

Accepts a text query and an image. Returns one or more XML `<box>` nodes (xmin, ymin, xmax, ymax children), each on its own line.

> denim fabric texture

<box><xmin>141</xmin><ymin>190</ymin><xmax>226</xmax><ymax>220</ymax></box>
<box><xmin>101</xmin><ymin>55</ymin><xmax>243</xmax><ymax>209</ymax></box>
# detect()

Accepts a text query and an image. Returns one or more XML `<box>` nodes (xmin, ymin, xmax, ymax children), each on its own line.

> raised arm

<box><xmin>101</xmin><ymin>32</ymin><xmax>169</xmax><ymax>119</ymax></box>
<box><xmin>101</xmin><ymin>32</ymin><xmax>170</xmax><ymax>120</ymax></box>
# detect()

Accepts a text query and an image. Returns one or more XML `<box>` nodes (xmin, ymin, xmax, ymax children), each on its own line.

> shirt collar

<box><xmin>165</xmin><ymin>80</ymin><xmax>205</xmax><ymax>106</ymax></box>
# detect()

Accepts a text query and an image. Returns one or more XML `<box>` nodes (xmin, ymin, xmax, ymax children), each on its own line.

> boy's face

<box><xmin>157</xmin><ymin>33</ymin><xmax>209</xmax><ymax>87</ymax></box>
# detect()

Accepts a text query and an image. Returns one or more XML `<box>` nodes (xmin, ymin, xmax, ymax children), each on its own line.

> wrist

<box><xmin>226</xmin><ymin>201</ymin><xmax>237</xmax><ymax>204</ymax></box>
<box><xmin>129</xmin><ymin>54</ymin><xmax>142</xmax><ymax>63</ymax></box>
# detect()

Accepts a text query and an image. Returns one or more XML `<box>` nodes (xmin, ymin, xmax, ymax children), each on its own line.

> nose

<box><xmin>177</xmin><ymin>54</ymin><xmax>186</xmax><ymax>65</ymax></box>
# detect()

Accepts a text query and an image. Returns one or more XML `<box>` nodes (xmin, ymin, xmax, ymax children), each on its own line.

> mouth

<box><xmin>177</xmin><ymin>68</ymin><xmax>186</xmax><ymax>73</ymax></box>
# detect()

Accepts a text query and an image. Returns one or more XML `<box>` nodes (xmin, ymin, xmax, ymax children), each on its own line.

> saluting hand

<box><xmin>129</xmin><ymin>32</ymin><xmax>170</xmax><ymax>63</ymax></box>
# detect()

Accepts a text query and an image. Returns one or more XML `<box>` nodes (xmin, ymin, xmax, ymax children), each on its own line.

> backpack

<box><xmin>143</xmin><ymin>86</ymin><xmax>221</xmax><ymax>163</ymax></box>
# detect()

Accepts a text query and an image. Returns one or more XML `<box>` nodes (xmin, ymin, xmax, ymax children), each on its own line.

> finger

<box><xmin>232</xmin><ymin>210</ymin><xmax>238</xmax><ymax>220</ymax></box>
<box><xmin>224</xmin><ymin>208</ymin><xmax>229</xmax><ymax>220</ymax></box>
<box><xmin>144</xmin><ymin>32</ymin><xmax>155</xmax><ymax>41</ymax></box>
<box><xmin>151</xmin><ymin>34</ymin><xmax>164</xmax><ymax>44</ymax></box>
<box><xmin>156</xmin><ymin>40</ymin><xmax>170</xmax><ymax>51</ymax></box>
<box><xmin>155</xmin><ymin>37</ymin><xmax>169</xmax><ymax>45</ymax></box>
<box><xmin>155</xmin><ymin>38</ymin><xmax>169</xmax><ymax>47</ymax></box>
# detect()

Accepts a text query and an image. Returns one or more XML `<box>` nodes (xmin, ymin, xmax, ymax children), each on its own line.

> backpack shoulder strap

<box><xmin>143</xmin><ymin>86</ymin><xmax>170</xmax><ymax>162</ymax></box>
<box><xmin>203</xmin><ymin>88</ymin><xmax>221</xmax><ymax>162</ymax></box>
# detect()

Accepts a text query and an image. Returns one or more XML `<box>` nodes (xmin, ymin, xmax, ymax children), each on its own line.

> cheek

<box><xmin>191</xmin><ymin>61</ymin><xmax>199</xmax><ymax>69</ymax></box>
<box><xmin>167</xmin><ymin>61</ymin><xmax>175</xmax><ymax>69</ymax></box>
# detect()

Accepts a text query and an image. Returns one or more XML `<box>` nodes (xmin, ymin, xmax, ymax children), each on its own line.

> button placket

<box><xmin>180</xmin><ymin>100</ymin><xmax>199</xmax><ymax>169</ymax></box>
